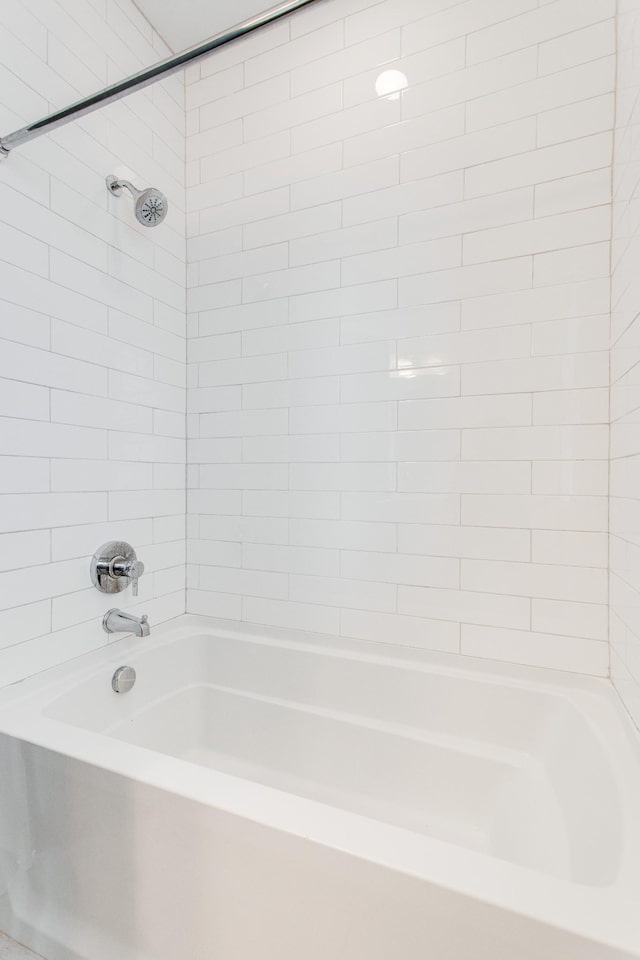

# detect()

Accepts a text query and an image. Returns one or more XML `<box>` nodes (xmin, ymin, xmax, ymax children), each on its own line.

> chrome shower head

<box><xmin>106</xmin><ymin>174</ymin><xmax>168</xmax><ymax>227</ymax></box>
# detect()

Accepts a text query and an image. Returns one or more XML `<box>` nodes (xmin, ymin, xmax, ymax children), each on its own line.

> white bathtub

<box><xmin>0</xmin><ymin>615</ymin><xmax>639</xmax><ymax>960</ymax></box>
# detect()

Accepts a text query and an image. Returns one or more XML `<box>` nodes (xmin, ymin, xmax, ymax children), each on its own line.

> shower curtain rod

<box><xmin>0</xmin><ymin>0</ymin><xmax>321</xmax><ymax>160</ymax></box>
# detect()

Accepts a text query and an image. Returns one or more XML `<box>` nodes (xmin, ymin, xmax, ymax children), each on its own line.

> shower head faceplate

<box><xmin>106</xmin><ymin>174</ymin><xmax>168</xmax><ymax>228</ymax></box>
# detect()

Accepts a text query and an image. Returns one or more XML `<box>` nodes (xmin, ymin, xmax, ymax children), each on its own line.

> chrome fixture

<box><xmin>91</xmin><ymin>541</ymin><xmax>145</xmax><ymax>596</ymax></box>
<box><xmin>104</xmin><ymin>609</ymin><xmax>150</xmax><ymax>638</ymax></box>
<box><xmin>112</xmin><ymin>665</ymin><xmax>137</xmax><ymax>694</ymax></box>
<box><xmin>106</xmin><ymin>175</ymin><xmax>168</xmax><ymax>227</ymax></box>
<box><xmin>0</xmin><ymin>0</ymin><xmax>322</xmax><ymax>161</ymax></box>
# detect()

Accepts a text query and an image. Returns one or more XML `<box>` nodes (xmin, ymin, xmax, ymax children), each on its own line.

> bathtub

<box><xmin>0</xmin><ymin>615</ymin><xmax>639</xmax><ymax>960</ymax></box>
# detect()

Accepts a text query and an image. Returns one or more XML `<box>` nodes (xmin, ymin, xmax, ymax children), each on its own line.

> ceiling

<box><xmin>133</xmin><ymin>0</ymin><xmax>275</xmax><ymax>52</ymax></box>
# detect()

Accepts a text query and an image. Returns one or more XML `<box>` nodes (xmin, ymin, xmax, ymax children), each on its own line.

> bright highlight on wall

<box><xmin>375</xmin><ymin>69</ymin><xmax>408</xmax><ymax>100</ymax></box>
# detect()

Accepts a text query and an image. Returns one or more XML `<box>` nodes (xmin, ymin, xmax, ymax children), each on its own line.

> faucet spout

<box><xmin>103</xmin><ymin>608</ymin><xmax>150</xmax><ymax>638</ymax></box>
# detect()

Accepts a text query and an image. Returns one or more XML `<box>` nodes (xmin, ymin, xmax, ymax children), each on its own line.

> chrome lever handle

<box><xmin>117</xmin><ymin>559</ymin><xmax>144</xmax><ymax>595</ymax></box>
<box><xmin>130</xmin><ymin>559</ymin><xmax>144</xmax><ymax>596</ymax></box>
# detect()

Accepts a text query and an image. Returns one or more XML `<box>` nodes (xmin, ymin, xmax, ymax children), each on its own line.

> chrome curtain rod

<box><xmin>0</xmin><ymin>0</ymin><xmax>321</xmax><ymax>160</ymax></box>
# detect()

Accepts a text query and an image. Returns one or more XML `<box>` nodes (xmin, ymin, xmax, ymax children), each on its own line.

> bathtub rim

<box><xmin>0</xmin><ymin>613</ymin><xmax>640</xmax><ymax>958</ymax></box>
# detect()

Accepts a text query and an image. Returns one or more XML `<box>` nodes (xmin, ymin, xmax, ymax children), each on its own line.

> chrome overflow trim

<box><xmin>112</xmin><ymin>666</ymin><xmax>137</xmax><ymax>694</ymax></box>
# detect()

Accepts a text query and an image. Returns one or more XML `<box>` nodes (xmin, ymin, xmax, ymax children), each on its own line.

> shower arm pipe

<box><xmin>0</xmin><ymin>0</ymin><xmax>321</xmax><ymax>160</ymax></box>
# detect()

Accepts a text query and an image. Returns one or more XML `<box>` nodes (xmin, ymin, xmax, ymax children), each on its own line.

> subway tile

<box><xmin>244</xmin><ymin>21</ymin><xmax>345</xmax><ymax>85</ymax></box>
<box><xmin>465</xmin><ymin>134</ymin><xmax>613</xmax><ymax>199</ymax></box>
<box><xmin>534</xmin><ymin>168</ymin><xmax>612</xmax><ymax>218</ymax></box>
<box><xmin>463</xmin><ymin>207</ymin><xmax>611</xmax><ymax>265</ymax></box>
<box><xmin>340</xmin><ymin>609</ymin><xmax>460</xmax><ymax>653</ymax></box>
<box><xmin>343</xmin><ymin>172</ymin><xmax>463</xmax><ymax>226</ymax></box>
<box><xmin>0</xmin><ymin>494</ymin><xmax>106</xmax><ymax>533</ymax></box>
<box><xmin>345</xmin><ymin>429</ymin><xmax>461</xmax><ymax>463</ymax></box>
<box><xmin>399</xmin><ymin>395</ymin><xmax>532</xmax><ymax>431</ymax></box>
<box><xmin>532</xmin><ymin>531</ymin><xmax>608</xmax><ymax>568</ymax></box>
<box><xmin>462</xmin><ymin>353</ymin><xmax>608</xmax><ymax>396</ymax></box>
<box><xmin>397</xmin><ymin>326</ymin><xmax>530</xmax><ymax>370</ymax></box>
<box><xmin>293</xmin><ymin>97</ymin><xmax>401</xmax><ymax>155</ymax></box>
<box><xmin>400</xmin><ymin>188</ymin><xmax>533</xmax><ymax>246</ymax></box>
<box><xmin>341</xmin><ymin>367</ymin><xmax>461</xmax><ymax>404</ymax></box>
<box><xmin>51</xmin><ymin>459</ymin><xmax>152</xmax><ymax>492</ymax></box>
<box><xmin>0</xmin><ymin>602</ymin><xmax>51</xmax><ymax>651</ymax></box>
<box><xmin>403</xmin><ymin>0</ymin><xmax>535</xmax><ymax>56</ymax></box>
<box><xmin>243</xmin><ymin>491</ymin><xmax>341</xmax><ymax>520</ymax></box>
<box><xmin>466</xmin><ymin>56</ymin><xmax>616</xmax><ymax>132</ymax></box>
<box><xmin>344</xmin><ymin>105</ymin><xmax>465</xmax><ymax>169</ymax></box>
<box><xmin>290</xmin><ymin>218</ymin><xmax>398</xmax><ymax>267</ymax></box>
<box><xmin>198</xmin><ymin>300</ymin><xmax>290</xmax><ymax>336</ymax></box>
<box><xmin>462</xmin><ymin>494</ymin><xmax>608</xmax><ymax>531</ymax></box>
<box><xmin>346</xmin><ymin>0</ymin><xmax>457</xmax><ymax>46</ymax></box>
<box><xmin>398</xmin><ymin>524</ymin><xmax>530</xmax><ymax>562</ymax></box>
<box><xmin>533</xmin><ymin>388</ymin><xmax>609</xmax><ymax>425</ymax></box>
<box><xmin>245</xmin><ymin>85</ymin><xmax>344</xmax><ymax>143</ymax></box>
<box><xmin>243</xmin><ymin>377</ymin><xmax>341</xmax><ymax>410</ymax></box>
<box><xmin>398</xmin><ymin>461</ymin><xmax>530</xmax><ymax>495</ymax></box>
<box><xmin>187</xmin><ymin>590</ymin><xmax>241</xmax><ymax>620</ymax></box>
<box><xmin>245</xmin><ymin>144</ymin><xmax>343</xmax><ymax>197</ymax></box>
<box><xmin>243</xmin><ymin>434</ymin><xmax>340</xmax><ymax>463</ymax></box>
<box><xmin>341</xmin><ymin>492</ymin><xmax>460</xmax><ymax>525</ymax></box>
<box><xmin>341</xmin><ymin>550</ymin><xmax>459</xmax><ymax>589</ymax></box>
<box><xmin>244</xmin><ymin>203</ymin><xmax>342</xmax><ymax>250</ymax></box>
<box><xmin>200</xmin><ymin>516</ymin><xmax>288</xmax><ymax>545</ymax></box>
<box><xmin>198</xmin><ymin>354</ymin><xmax>288</xmax><ymax>387</ymax></box>
<box><xmin>292</xmin><ymin>156</ymin><xmax>400</xmax><ymax>211</ymax></box>
<box><xmin>404</xmin><ymin>49</ymin><xmax>538</xmax><ymax>123</ymax></box>
<box><xmin>289</xmin><ymin>462</ymin><xmax>397</xmax><ymax>492</ymax></box>
<box><xmin>242</xmin><ymin>319</ymin><xmax>339</xmax><ymax>357</ymax></box>
<box><xmin>461</xmin><ymin>559</ymin><xmax>607</xmax><ymax>603</ymax></box>
<box><xmin>290</xmin><ymin>573</ymin><xmax>397</xmax><ymax>613</ymax></box>
<box><xmin>532</xmin><ymin>597</ymin><xmax>608</xmax><ymax>642</ymax></box>
<box><xmin>461</xmin><ymin>278</ymin><xmax>610</xmax><ymax>331</ymax></box>
<box><xmin>539</xmin><ymin>19</ymin><xmax>616</xmax><ymax>77</ymax></box>
<box><xmin>534</xmin><ymin>241</ymin><xmax>611</xmax><ymax>287</ymax></box>
<box><xmin>290</xmin><ymin>342</ymin><xmax>396</xmax><ymax>379</ymax></box>
<box><xmin>532</xmin><ymin>460</ymin><xmax>609</xmax><ymax>497</ymax></box>
<box><xmin>290</xmin><ymin>518</ymin><xmax>396</xmax><ymax>552</ymax></box>
<box><xmin>244</xmin><ymin>543</ymin><xmax>339</xmax><ymax>577</ymax></box>
<box><xmin>467</xmin><ymin>0</ymin><xmax>614</xmax><ymax>66</ymax></box>
<box><xmin>461</xmin><ymin>625</ymin><xmax>608</xmax><ymax>674</ymax></box>
<box><xmin>341</xmin><ymin>303</ymin><xmax>461</xmax><ymax>345</ymax></box>
<box><xmin>400</xmin><ymin>257</ymin><xmax>532</xmax><ymax>307</ymax></box>
<box><xmin>200</xmin><ymin>409</ymin><xmax>289</xmax><ymax>438</ymax></box>
<box><xmin>243</xmin><ymin>596</ymin><xmax>340</xmax><ymax>635</ymax></box>
<box><xmin>399</xmin><ymin>584</ymin><xmax>530</xmax><ymax>630</ymax></box>
<box><xmin>537</xmin><ymin>94</ymin><xmax>614</xmax><ymax>147</ymax></box>
<box><xmin>294</xmin><ymin>30</ymin><xmax>401</xmax><ymax>97</ymax></box>
<box><xmin>531</xmin><ymin>315</ymin><xmax>610</xmax><ymax>358</ymax></box>
<box><xmin>243</xmin><ymin>262</ymin><xmax>341</xmax><ymax>304</ymax></box>
<box><xmin>199</xmin><ymin>566</ymin><xmax>288</xmax><ymax>601</ymax></box>
<box><xmin>0</xmin><ymin>530</ymin><xmax>50</xmax><ymax>572</ymax></box>
<box><xmin>462</xmin><ymin>425</ymin><xmax>608</xmax><ymax>462</ymax></box>
<box><xmin>289</xmin><ymin>280</ymin><xmax>398</xmax><ymax>323</ymax></box>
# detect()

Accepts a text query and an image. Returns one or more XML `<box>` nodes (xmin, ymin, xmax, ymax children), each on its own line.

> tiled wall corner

<box><xmin>186</xmin><ymin>0</ymin><xmax>615</xmax><ymax>676</ymax></box>
<box><xmin>610</xmin><ymin>0</ymin><xmax>640</xmax><ymax>727</ymax></box>
<box><xmin>0</xmin><ymin>0</ymin><xmax>187</xmax><ymax>687</ymax></box>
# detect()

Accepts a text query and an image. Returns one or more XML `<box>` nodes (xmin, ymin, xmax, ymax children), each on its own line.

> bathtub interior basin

<box><xmin>31</xmin><ymin>618</ymin><xmax>633</xmax><ymax>888</ymax></box>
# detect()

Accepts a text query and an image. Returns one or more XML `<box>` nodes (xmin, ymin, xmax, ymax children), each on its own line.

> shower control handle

<box><xmin>91</xmin><ymin>541</ymin><xmax>145</xmax><ymax>596</ymax></box>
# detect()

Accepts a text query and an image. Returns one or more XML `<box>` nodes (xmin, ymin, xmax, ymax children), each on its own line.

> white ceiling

<box><xmin>133</xmin><ymin>0</ymin><xmax>275</xmax><ymax>52</ymax></box>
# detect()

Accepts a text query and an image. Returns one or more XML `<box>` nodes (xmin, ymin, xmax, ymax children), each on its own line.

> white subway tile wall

<box><xmin>0</xmin><ymin>0</ymin><xmax>186</xmax><ymax>686</ymax></box>
<box><xmin>610</xmin><ymin>0</ymin><xmax>640</xmax><ymax>725</ymax></box>
<box><xmin>186</xmin><ymin>0</ymin><xmax>615</xmax><ymax>675</ymax></box>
